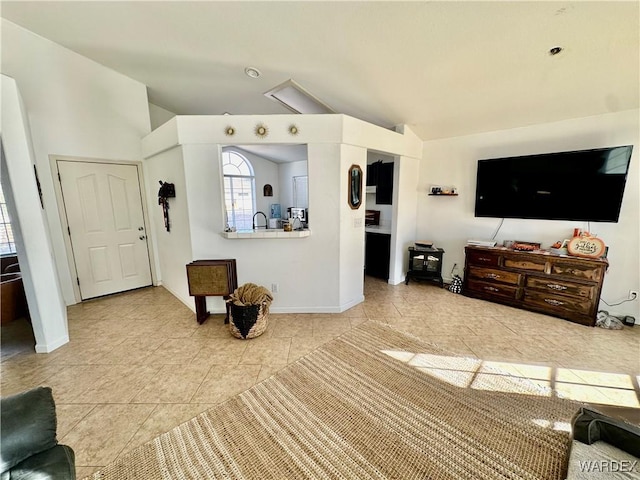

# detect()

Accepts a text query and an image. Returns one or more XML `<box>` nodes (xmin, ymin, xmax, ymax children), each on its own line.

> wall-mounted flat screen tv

<box><xmin>474</xmin><ymin>145</ymin><xmax>633</xmax><ymax>223</ymax></box>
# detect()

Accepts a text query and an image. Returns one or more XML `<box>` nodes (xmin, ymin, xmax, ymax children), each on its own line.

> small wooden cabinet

<box><xmin>463</xmin><ymin>246</ymin><xmax>608</xmax><ymax>326</ymax></box>
<box><xmin>406</xmin><ymin>247</ymin><xmax>445</xmax><ymax>287</ymax></box>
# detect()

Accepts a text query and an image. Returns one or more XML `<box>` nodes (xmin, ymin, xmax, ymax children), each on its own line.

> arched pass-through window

<box><xmin>222</xmin><ymin>150</ymin><xmax>256</xmax><ymax>230</ymax></box>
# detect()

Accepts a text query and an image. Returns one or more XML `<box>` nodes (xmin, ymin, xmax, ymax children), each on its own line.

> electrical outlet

<box><xmin>271</xmin><ymin>283</ymin><xmax>279</xmax><ymax>294</ymax></box>
<box><xmin>630</xmin><ymin>290</ymin><xmax>638</xmax><ymax>300</ymax></box>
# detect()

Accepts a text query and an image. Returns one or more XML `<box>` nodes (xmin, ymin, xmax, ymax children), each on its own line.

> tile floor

<box><xmin>1</xmin><ymin>277</ymin><xmax>639</xmax><ymax>477</ymax></box>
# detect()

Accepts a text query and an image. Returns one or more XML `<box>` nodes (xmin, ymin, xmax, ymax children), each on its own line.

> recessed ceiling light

<box><xmin>548</xmin><ymin>46</ymin><xmax>563</xmax><ymax>56</ymax></box>
<box><xmin>244</xmin><ymin>67</ymin><xmax>261</xmax><ymax>78</ymax></box>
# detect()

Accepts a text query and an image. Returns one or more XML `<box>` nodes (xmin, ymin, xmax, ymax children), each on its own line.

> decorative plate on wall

<box><xmin>255</xmin><ymin>124</ymin><xmax>269</xmax><ymax>138</ymax></box>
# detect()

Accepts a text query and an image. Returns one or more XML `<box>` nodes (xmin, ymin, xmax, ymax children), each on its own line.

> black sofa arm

<box><xmin>0</xmin><ymin>387</ymin><xmax>59</xmax><ymax>473</ymax></box>
<box><xmin>572</xmin><ymin>407</ymin><xmax>640</xmax><ymax>458</ymax></box>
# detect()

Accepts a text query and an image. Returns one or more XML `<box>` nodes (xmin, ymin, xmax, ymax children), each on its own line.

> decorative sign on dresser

<box><xmin>462</xmin><ymin>245</ymin><xmax>608</xmax><ymax>326</ymax></box>
<box><xmin>567</xmin><ymin>235</ymin><xmax>607</xmax><ymax>258</ymax></box>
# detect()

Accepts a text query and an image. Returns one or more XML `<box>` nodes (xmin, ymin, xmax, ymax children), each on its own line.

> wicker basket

<box><xmin>228</xmin><ymin>302</ymin><xmax>269</xmax><ymax>339</ymax></box>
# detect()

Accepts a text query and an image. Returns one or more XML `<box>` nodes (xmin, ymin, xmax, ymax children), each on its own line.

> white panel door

<box><xmin>58</xmin><ymin>161</ymin><xmax>152</xmax><ymax>299</ymax></box>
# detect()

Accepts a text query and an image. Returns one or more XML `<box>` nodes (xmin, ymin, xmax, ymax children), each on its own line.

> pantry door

<box><xmin>57</xmin><ymin>160</ymin><xmax>152</xmax><ymax>299</ymax></box>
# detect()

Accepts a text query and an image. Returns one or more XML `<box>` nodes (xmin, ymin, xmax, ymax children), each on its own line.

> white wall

<box><xmin>418</xmin><ymin>109</ymin><xmax>640</xmax><ymax>319</ymax></box>
<box><xmin>339</xmin><ymin>144</ymin><xmax>367</xmax><ymax>307</ymax></box>
<box><xmin>279</xmin><ymin>160</ymin><xmax>308</xmax><ymax>218</ymax></box>
<box><xmin>1</xmin><ymin>76</ymin><xmax>68</xmax><ymax>352</ymax></box>
<box><xmin>142</xmin><ymin>114</ymin><xmax>422</xmax><ymax>313</ymax></box>
<box><xmin>149</xmin><ymin>103</ymin><xmax>176</xmax><ymax>130</ymax></box>
<box><xmin>1</xmin><ymin>19</ymin><xmax>151</xmax><ymax>305</ymax></box>
<box><xmin>143</xmin><ymin>147</ymin><xmax>193</xmax><ymax>304</ymax></box>
<box><xmin>389</xmin><ymin>155</ymin><xmax>420</xmax><ymax>285</ymax></box>
<box><xmin>180</xmin><ymin>142</ymin><xmax>342</xmax><ymax>313</ymax></box>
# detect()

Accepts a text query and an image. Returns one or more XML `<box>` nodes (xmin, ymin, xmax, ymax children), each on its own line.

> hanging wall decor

<box><xmin>263</xmin><ymin>184</ymin><xmax>273</xmax><ymax>197</ymax></box>
<box><xmin>158</xmin><ymin>180</ymin><xmax>176</xmax><ymax>232</ymax></box>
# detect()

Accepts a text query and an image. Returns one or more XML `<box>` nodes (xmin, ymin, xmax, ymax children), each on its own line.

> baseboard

<box><xmin>388</xmin><ymin>276</ymin><xmax>405</xmax><ymax>286</ymax></box>
<box><xmin>35</xmin><ymin>335</ymin><xmax>69</xmax><ymax>353</ymax></box>
<box><xmin>268</xmin><ymin>296</ymin><xmax>364</xmax><ymax>314</ymax></box>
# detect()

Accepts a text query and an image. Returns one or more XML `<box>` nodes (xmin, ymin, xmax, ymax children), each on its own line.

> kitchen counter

<box><xmin>221</xmin><ymin>229</ymin><xmax>311</xmax><ymax>239</ymax></box>
<box><xmin>365</xmin><ymin>225</ymin><xmax>391</xmax><ymax>235</ymax></box>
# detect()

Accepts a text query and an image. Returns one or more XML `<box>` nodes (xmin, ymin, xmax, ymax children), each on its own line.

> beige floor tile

<box><xmin>42</xmin><ymin>365</ymin><xmax>114</xmax><ymax>403</ymax></box>
<box><xmin>144</xmin><ymin>338</ymin><xmax>208</xmax><ymax>365</ymax></box>
<box><xmin>61</xmin><ymin>403</ymin><xmax>155</xmax><ymax>466</ymax></box>
<box><xmin>94</xmin><ymin>336</ymin><xmax>165</xmax><ymax>365</ymax></box>
<box><xmin>363</xmin><ymin>303</ymin><xmax>402</xmax><ymax>318</ymax></box>
<box><xmin>190</xmin><ymin>337</ymin><xmax>249</xmax><ymax>366</ymax></box>
<box><xmin>312</xmin><ymin>317</ymin><xmax>352</xmax><ymax>337</ymax></box>
<box><xmin>55</xmin><ymin>403</ymin><xmax>96</xmax><ymax>438</ymax></box>
<box><xmin>132</xmin><ymin>363</ymin><xmax>212</xmax><ymax>403</ymax></box>
<box><xmin>190</xmin><ymin>365</ymin><xmax>261</xmax><ymax>403</ymax></box>
<box><xmin>75</xmin><ymin>364</ymin><xmax>162</xmax><ymax>403</ymax></box>
<box><xmin>270</xmin><ymin>316</ymin><xmax>314</xmax><ymax>338</ymax></box>
<box><xmin>121</xmin><ymin>403</ymin><xmax>214</xmax><ymax>454</ymax></box>
<box><xmin>239</xmin><ymin>337</ymin><xmax>291</xmax><ymax>365</ymax></box>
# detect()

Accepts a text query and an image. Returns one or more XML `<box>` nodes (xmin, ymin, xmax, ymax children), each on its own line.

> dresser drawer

<box><xmin>504</xmin><ymin>257</ymin><xmax>546</xmax><ymax>272</ymax></box>
<box><xmin>467</xmin><ymin>250</ymin><xmax>500</xmax><ymax>267</ymax></box>
<box><xmin>526</xmin><ymin>277</ymin><xmax>594</xmax><ymax>299</ymax></box>
<box><xmin>523</xmin><ymin>291</ymin><xmax>592</xmax><ymax>316</ymax></box>
<box><xmin>467</xmin><ymin>279</ymin><xmax>519</xmax><ymax>300</ymax></box>
<box><xmin>551</xmin><ymin>261</ymin><xmax>604</xmax><ymax>281</ymax></box>
<box><xmin>468</xmin><ymin>266</ymin><xmax>521</xmax><ymax>285</ymax></box>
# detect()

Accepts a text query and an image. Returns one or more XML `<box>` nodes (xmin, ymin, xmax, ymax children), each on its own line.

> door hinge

<box><xmin>76</xmin><ymin>277</ymin><xmax>80</xmax><ymax>286</ymax></box>
<box><xmin>67</xmin><ymin>226</ymin><xmax>71</xmax><ymax>236</ymax></box>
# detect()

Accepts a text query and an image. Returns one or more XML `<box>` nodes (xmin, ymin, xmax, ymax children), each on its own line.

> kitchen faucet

<box><xmin>252</xmin><ymin>211</ymin><xmax>268</xmax><ymax>230</ymax></box>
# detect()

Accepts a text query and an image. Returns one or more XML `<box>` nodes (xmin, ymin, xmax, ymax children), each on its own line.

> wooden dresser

<box><xmin>463</xmin><ymin>245</ymin><xmax>608</xmax><ymax>326</ymax></box>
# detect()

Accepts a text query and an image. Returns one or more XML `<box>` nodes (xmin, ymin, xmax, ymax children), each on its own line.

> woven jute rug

<box><xmin>85</xmin><ymin>322</ymin><xmax>579</xmax><ymax>480</ymax></box>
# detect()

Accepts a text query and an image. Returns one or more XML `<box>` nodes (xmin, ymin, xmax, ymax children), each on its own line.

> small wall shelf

<box><xmin>429</xmin><ymin>184</ymin><xmax>457</xmax><ymax>196</ymax></box>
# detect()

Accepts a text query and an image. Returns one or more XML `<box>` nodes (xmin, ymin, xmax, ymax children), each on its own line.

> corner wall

<box><xmin>1</xmin><ymin>76</ymin><xmax>68</xmax><ymax>352</ymax></box>
<box><xmin>1</xmin><ymin>19</ymin><xmax>152</xmax><ymax>305</ymax></box>
<box><xmin>142</xmin><ymin>115</ymin><xmax>422</xmax><ymax>313</ymax></box>
<box><xmin>418</xmin><ymin>109</ymin><xmax>640</xmax><ymax>320</ymax></box>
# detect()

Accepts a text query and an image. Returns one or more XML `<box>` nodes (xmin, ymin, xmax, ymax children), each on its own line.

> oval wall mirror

<box><xmin>348</xmin><ymin>164</ymin><xmax>363</xmax><ymax>210</ymax></box>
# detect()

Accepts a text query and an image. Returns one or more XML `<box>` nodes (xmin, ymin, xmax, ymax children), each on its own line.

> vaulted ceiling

<box><xmin>2</xmin><ymin>1</ymin><xmax>638</xmax><ymax>140</ymax></box>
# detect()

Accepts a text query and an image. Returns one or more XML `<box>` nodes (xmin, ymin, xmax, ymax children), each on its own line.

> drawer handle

<box><xmin>483</xmin><ymin>286</ymin><xmax>499</xmax><ymax>292</ymax></box>
<box><xmin>485</xmin><ymin>273</ymin><xmax>500</xmax><ymax>279</ymax></box>
<box><xmin>544</xmin><ymin>299</ymin><xmax>565</xmax><ymax>306</ymax></box>
<box><xmin>546</xmin><ymin>283</ymin><xmax>568</xmax><ymax>291</ymax></box>
<box><xmin>478</xmin><ymin>257</ymin><xmax>492</xmax><ymax>262</ymax></box>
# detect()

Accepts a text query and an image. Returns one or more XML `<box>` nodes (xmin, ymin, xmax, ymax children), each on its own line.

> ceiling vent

<box><xmin>264</xmin><ymin>79</ymin><xmax>335</xmax><ymax>114</ymax></box>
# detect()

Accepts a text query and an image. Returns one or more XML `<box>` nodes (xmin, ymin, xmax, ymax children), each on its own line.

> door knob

<box><xmin>139</xmin><ymin>235</ymin><xmax>146</xmax><ymax>240</ymax></box>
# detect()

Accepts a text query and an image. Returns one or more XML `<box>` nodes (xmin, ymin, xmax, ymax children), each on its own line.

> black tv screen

<box><xmin>474</xmin><ymin>145</ymin><xmax>633</xmax><ymax>223</ymax></box>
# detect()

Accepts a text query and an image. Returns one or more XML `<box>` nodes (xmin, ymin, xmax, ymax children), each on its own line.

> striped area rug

<box><xmin>86</xmin><ymin>322</ymin><xmax>578</xmax><ymax>479</ymax></box>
